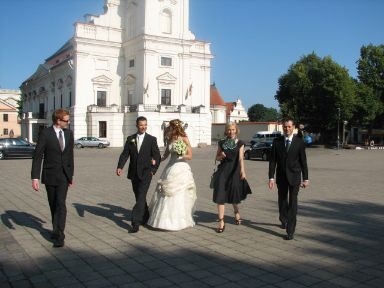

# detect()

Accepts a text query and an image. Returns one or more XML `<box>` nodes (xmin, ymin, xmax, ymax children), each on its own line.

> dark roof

<box><xmin>45</xmin><ymin>39</ymin><xmax>73</xmax><ymax>62</ymax></box>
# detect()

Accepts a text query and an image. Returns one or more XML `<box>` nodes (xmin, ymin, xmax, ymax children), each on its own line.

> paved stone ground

<box><xmin>1</xmin><ymin>145</ymin><xmax>383</xmax><ymax>288</ymax></box>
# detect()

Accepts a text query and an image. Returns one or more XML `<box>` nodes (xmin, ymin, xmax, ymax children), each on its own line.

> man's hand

<box><xmin>32</xmin><ymin>179</ymin><xmax>39</xmax><ymax>191</ymax></box>
<box><xmin>268</xmin><ymin>179</ymin><xmax>275</xmax><ymax>190</ymax></box>
<box><xmin>300</xmin><ymin>180</ymin><xmax>309</xmax><ymax>188</ymax></box>
<box><xmin>116</xmin><ymin>168</ymin><xmax>123</xmax><ymax>176</ymax></box>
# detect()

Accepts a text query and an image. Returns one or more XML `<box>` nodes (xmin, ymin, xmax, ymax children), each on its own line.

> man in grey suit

<box><xmin>268</xmin><ymin>118</ymin><xmax>309</xmax><ymax>240</ymax></box>
<box><xmin>116</xmin><ymin>116</ymin><xmax>161</xmax><ymax>233</ymax></box>
<box><xmin>31</xmin><ymin>109</ymin><xmax>74</xmax><ymax>247</ymax></box>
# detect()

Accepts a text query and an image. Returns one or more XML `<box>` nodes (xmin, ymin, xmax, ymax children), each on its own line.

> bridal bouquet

<box><xmin>172</xmin><ymin>139</ymin><xmax>187</xmax><ymax>155</ymax></box>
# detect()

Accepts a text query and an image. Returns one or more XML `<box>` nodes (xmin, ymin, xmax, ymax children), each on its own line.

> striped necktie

<box><xmin>286</xmin><ymin>139</ymin><xmax>291</xmax><ymax>151</ymax></box>
<box><xmin>59</xmin><ymin>130</ymin><xmax>64</xmax><ymax>151</ymax></box>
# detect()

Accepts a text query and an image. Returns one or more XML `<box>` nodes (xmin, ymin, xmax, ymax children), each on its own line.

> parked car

<box><xmin>0</xmin><ymin>138</ymin><xmax>35</xmax><ymax>160</ymax></box>
<box><xmin>244</xmin><ymin>140</ymin><xmax>273</xmax><ymax>161</ymax></box>
<box><xmin>74</xmin><ymin>137</ymin><xmax>110</xmax><ymax>148</ymax></box>
<box><xmin>250</xmin><ymin>131</ymin><xmax>281</xmax><ymax>145</ymax></box>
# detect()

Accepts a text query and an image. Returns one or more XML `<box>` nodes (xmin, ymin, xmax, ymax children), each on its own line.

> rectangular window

<box><xmin>99</xmin><ymin>121</ymin><xmax>107</xmax><ymax>138</ymax></box>
<box><xmin>39</xmin><ymin>103</ymin><xmax>45</xmax><ymax>119</ymax></box>
<box><xmin>128</xmin><ymin>90</ymin><xmax>133</xmax><ymax>105</ymax></box>
<box><xmin>3</xmin><ymin>114</ymin><xmax>8</xmax><ymax>122</ymax></box>
<box><xmin>3</xmin><ymin>128</ymin><xmax>8</xmax><ymax>135</ymax></box>
<box><xmin>129</xmin><ymin>59</ymin><xmax>135</xmax><ymax>67</ymax></box>
<box><xmin>161</xmin><ymin>89</ymin><xmax>171</xmax><ymax>105</ymax></box>
<box><xmin>97</xmin><ymin>91</ymin><xmax>107</xmax><ymax>107</ymax></box>
<box><xmin>161</xmin><ymin>57</ymin><xmax>172</xmax><ymax>66</ymax></box>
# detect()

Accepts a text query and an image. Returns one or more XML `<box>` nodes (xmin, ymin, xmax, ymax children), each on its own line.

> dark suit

<box><xmin>269</xmin><ymin>135</ymin><xmax>308</xmax><ymax>236</ymax></box>
<box><xmin>117</xmin><ymin>133</ymin><xmax>160</xmax><ymax>226</ymax></box>
<box><xmin>31</xmin><ymin>126</ymin><xmax>74</xmax><ymax>241</ymax></box>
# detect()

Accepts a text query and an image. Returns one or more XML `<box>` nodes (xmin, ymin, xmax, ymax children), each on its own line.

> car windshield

<box><xmin>253</xmin><ymin>134</ymin><xmax>264</xmax><ymax>139</ymax></box>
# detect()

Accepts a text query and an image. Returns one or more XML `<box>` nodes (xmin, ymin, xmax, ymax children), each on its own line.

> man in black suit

<box><xmin>31</xmin><ymin>109</ymin><xmax>74</xmax><ymax>247</ymax></box>
<box><xmin>116</xmin><ymin>116</ymin><xmax>161</xmax><ymax>233</ymax></box>
<box><xmin>268</xmin><ymin>118</ymin><xmax>309</xmax><ymax>240</ymax></box>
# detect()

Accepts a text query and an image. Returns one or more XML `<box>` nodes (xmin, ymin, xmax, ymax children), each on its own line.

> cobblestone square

<box><xmin>1</xmin><ymin>145</ymin><xmax>383</xmax><ymax>287</ymax></box>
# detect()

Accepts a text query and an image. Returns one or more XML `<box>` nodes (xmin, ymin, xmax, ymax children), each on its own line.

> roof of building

<box><xmin>45</xmin><ymin>40</ymin><xmax>73</xmax><ymax>62</ymax></box>
<box><xmin>0</xmin><ymin>99</ymin><xmax>17</xmax><ymax>110</ymax></box>
<box><xmin>210</xmin><ymin>83</ymin><xmax>226</xmax><ymax>106</ymax></box>
<box><xmin>225</xmin><ymin>102</ymin><xmax>236</xmax><ymax>116</ymax></box>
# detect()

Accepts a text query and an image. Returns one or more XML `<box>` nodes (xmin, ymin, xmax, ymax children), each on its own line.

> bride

<box><xmin>147</xmin><ymin>119</ymin><xmax>197</xmax><ymax>231</ymax></box>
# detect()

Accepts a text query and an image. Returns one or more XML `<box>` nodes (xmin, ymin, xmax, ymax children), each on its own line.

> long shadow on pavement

<box><xmin>72</xmin><ymin>202</ymin><xmax>131</xmax><ymax>231</ymax></box>
<box><xmin>1</xmin><ymin>210</ymin><xmax>51</xmax><ymax>242</ymax></box>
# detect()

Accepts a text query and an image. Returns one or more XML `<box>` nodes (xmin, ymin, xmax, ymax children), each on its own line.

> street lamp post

<box><xmin>337</xmin><ymin>108</ymin><xmax>340</xmax><ymax>150</ymax></box>
<box><xmin>343</xmin><ymin>120</ymin><xmax>348</xmax><ymax>146</ymax></box>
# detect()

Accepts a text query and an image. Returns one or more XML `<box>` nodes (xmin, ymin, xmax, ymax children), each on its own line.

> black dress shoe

<box><xmin>280</xmin><ymin>222</ymin><xmax>287</xmax><ymax>229</ymax></box>
<box><xmin>129</xmin><ymin>224</ymin><xmax>140</xmax><ymax>233</ymax></box>
<box><xmin>53</xmin><ymin>239</ymin><xmax>65</xmax><ymax>247</ymax></box>
<box><xmin>284</xmin><ymin>234</ymin><xmax>294</xmax><ymax>240</ymax></box>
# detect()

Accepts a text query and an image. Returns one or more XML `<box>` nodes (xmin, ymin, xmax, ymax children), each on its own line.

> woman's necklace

<box><xmin>222</xmin><ymin>138</ymin><xmax>237</xmax><ymax>150</ymax></box>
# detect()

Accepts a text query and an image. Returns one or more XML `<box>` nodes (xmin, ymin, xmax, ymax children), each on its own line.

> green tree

<box><xmin>275</xmin><ymin>53</ymin><xmax>356</xmax><ymax>141</ymax></box>
<box><xmin>17</xmin><ymin>98</ymin><xmax>24</xmax><ymax>119</ymax></box>
<box><xmin>357</xmin><ymin>44</ymin><xmax>384</xmax><ymax>127</ymax></box>
<box><xmin>248</xmin><ymin>103</ymin><xmax>280</xmax><ymax>122</ymax></box>
<box><xmin>349</xmin><ymin>81</ymin><xmax>382</xmax><ymax>127</ymax></box>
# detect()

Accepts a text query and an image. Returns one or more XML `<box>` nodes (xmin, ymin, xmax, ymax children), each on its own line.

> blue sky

<box><xmin>1</xmin><ymin>0</ymin><xmax>383</xmax><ymax>110</ymax></box>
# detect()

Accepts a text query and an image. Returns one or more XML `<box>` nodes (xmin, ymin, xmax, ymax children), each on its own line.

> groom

<box><xmin>116</xmin><ymin>116</ymin><xmax>161</xmax><ymax>233</ymax></box>
<box><xmin>268</xmin><ymin>117</ymin><xmax>309</xmax><ymax>240</ymax></box>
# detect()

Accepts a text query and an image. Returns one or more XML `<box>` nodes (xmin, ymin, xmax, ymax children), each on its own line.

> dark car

<box><xmin>0</xmin><ymin>138</ymin><xmax>36</xmax><ymax>160</ymax></box>
<box><xmin>74</xmin><ymin>137</ymin><xmax>110</xmax><ymax>148</ymax></box>
<box><xmin>244</xmin><ymin>140</ymin><xmax>273</xmax><ymax>161</ymax></box>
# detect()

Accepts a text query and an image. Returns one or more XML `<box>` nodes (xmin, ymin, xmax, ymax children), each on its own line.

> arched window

<box><xmin>161</xmin><ymin>9</ymin><xmax>172</xmax><ymax>34</ymax></box>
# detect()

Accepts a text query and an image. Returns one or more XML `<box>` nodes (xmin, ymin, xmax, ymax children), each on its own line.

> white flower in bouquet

<box><xmin>172</xmin><ymin>139</ymin><xmax>187</xmax><ymax>155</ymax></box>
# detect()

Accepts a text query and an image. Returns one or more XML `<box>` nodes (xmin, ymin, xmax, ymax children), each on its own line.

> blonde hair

<box><xmin>169</xmin><ymin>119</ymin><xmax>187</xmax><ymax>139</ymax></box>
<box><xmin>224</xmin><ymin>122</ymin><xmax>240</xmax><ymax>137</ymax></box>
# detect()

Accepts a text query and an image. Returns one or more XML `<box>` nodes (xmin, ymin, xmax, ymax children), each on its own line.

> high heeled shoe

<box><xmin>216</xmin><ymin>218</ymin><xmax>225</xmax><ymax>233</ymax></box>
<box><xmin>234</xmin><ymin>211</ymin><xmax>242</xmax><ymax>225</ymax></box>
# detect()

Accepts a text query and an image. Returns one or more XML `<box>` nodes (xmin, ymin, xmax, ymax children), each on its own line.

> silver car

<box><xmin>74</xmin><ymin>137</ymin><xmax>110</xmax><ymax>149</ymax></box>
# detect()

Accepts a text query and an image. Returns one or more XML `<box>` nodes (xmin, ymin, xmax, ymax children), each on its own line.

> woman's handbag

<box><xmin>209</xmin><ymin>160</ymin><xmax>218</xmax><ymax>189</ymax></box>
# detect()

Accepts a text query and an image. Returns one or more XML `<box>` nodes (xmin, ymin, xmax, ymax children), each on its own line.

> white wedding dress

<box><xmin>147</xmin><ymin>141</ymin><xmax>197</xmax><ymax>231</ymax></box>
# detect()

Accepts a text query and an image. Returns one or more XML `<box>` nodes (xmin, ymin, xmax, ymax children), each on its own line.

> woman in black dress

<box><xmin>213</xmin><ymin>122</ymin><xmax>252</xmax><ymax>233</ymax></box>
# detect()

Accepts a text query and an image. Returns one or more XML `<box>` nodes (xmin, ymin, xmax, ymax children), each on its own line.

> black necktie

<box><xmin>286</xmin><ymin>139</ymin><xmax>291</xmax><ymax>151</ymax></box>
<box><xmin>59</xmin><ymin>131</ymin><xmax>64</xmax><ymax>151</ymax></box>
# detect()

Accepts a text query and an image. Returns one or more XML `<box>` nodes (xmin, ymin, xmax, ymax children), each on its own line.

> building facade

<box><xmin>0</xmin><ymin>89</ymin><xmax>21</xmax><ymax>138</ymax></box>
<box><xmin>226</xmin><ymin>98</ymin><xmax>249</xmax><ymax>123</ymax></box>
<box><xmin>209</xmin><ymin>83</ymin><xmax>248</xmax><ymax>124</ymax></box>
<box><xmin>210</xmin><ymin>83</ymin><xmax>227</xmax><ymax>124</ymax></box>
<box><xmin>20</xmin><ymin>0</ymin><xmax>212</xmax><ymax>147</ymax></box>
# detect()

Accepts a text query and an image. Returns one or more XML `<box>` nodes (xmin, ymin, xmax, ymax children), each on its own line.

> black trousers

<box><xmin>45</xmin><ymin>182</ymin><xmax>69</xmax><ymax>240</ymax></box>
<box><xmin>277</xmin><ymin>180</ymin><xmax>300</xmax><ymax>235</ymax></box>
<box><xmin>131</xmin><ymin>175</ymin><xmax>151</xmax><ymax>225</ymax></box>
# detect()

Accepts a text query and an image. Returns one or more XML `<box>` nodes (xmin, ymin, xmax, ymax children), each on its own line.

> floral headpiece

<box><xmin>170</xmin><ymin>119</ymin><xmax>184</xmax><ymax>128</ymax></box>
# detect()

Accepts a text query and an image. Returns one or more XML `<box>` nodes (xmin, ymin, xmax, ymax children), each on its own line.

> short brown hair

<box><xmin>136</xmin><ymin>116</ymin><xmax>147</xmax><ymax>125</ymax></box>
<box><xmin>282</xmin><ymin>116</ymin><xmax>296</xmax><ymax>126</ymax></box>
<box><xmin>52</xmin><ymin>109</ymin><xmax>70</xmax><ymax>124</ymax></box>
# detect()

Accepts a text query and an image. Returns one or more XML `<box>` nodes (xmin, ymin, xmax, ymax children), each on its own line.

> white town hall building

<box><xmin>20</xmin><ymin>0</ymin><xmax>213</xmax><ymax>147</ymax></box>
